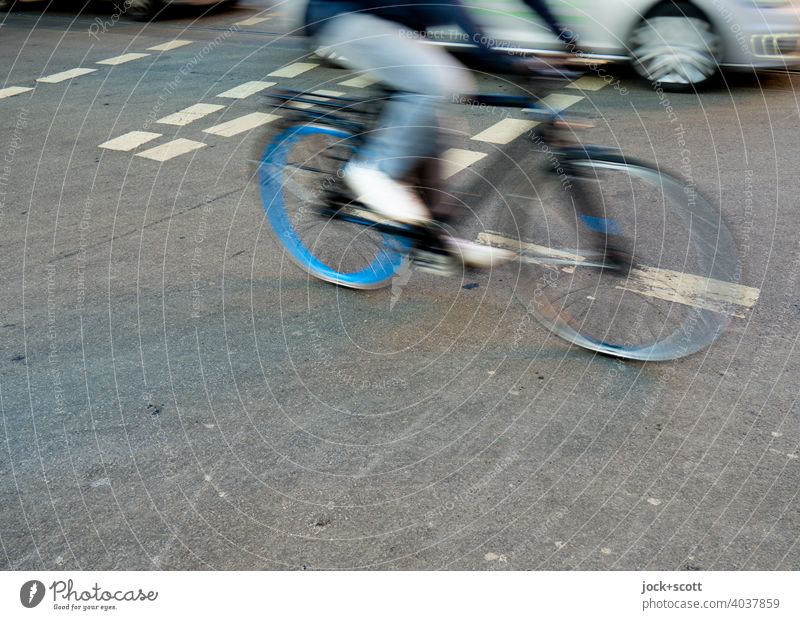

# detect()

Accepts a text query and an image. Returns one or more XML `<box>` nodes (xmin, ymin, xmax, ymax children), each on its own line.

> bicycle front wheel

<box><xmin>489</xmin><ymin>152</ymin><xmax>747</xmax><ymax>361</ymax></box>
<box><xmin>258</xmin><ymin>123</ymin><xmax>408</xmax><ymax>289</ymax></box>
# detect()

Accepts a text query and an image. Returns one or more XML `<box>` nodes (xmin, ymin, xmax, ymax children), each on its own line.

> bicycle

<box><xmin>255</xmin><ymin>78</ymin><xmax>743</xmax><ymax>362</ymax></box>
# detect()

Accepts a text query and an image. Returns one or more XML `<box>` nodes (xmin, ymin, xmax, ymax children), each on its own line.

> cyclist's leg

<box><xmin>314</xmin><ymin>14</ymin><xmax>475</xmax><ymax>180</ymax></box>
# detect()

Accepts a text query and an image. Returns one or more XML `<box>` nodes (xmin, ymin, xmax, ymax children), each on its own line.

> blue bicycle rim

<box><xmin>258</xmin><ymin>124</ymin><xmax>407</xmax><ymax>288</ymax></box>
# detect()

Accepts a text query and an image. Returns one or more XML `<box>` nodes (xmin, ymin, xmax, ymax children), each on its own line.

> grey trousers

<box><xmin>316</xmin><ymin>13</ymin><xmax>476</xmax><ymax>179</ymax></box>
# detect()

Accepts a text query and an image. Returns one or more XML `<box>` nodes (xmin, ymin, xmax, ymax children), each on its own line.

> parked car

<box><xmin>0</xmin><ymin>0</ymin><xmax>238</xmax><ymax>21</ymax></box>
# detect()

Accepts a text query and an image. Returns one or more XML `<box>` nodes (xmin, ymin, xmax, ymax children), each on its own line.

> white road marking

<box><xmin>0</xmin><ymin>86</ymin><xmax>33</xmax><ymax>100</ymax></box>
<box><xmin>441</xmin><ymin>148</ymin><xmax>488</xmax><ymax>179</ymax></box>
<box><xmin>216</xmin><ymin>80</ymin><xmax>276</xmax><ymax>99</ymax></box>
<box><xmin>96</xmin><ymin>53</ymin><xmax>150</xmax><ymax>66</ymax></box>
<box><xmin>36</xmin><ymin>68</ymin><xmax>97</xmax><ymax>83</ymax></box>
<box><xmin>234</xmin><ymin>17</ymin><xmax>271</xmax><ymax>26</ymax></box>
<box><xmin>147</xmin><ymin>40</ymin><xmax>194</xmax><ymax>52</ymax></box>
<box><xmin>136</xmin><ymin>139</ymin><xmax>206</xmax><ymax>162</ymax></box>
<box><xmin>203</xmin><ymin>112</ymin><xmax>280</xmax><ymax>137</ymax></box>
<box><xmin>313</xmin><ymin>89</ymin><xmax>345</xmax><ymax>97</ymax></box>
<box><xmin>268</xmin><ymin>62</ymin><xmax>318</xmax><ymax>78</ymax></box>
<box><xmin>99</xmin><ymin>131</ymin><xmax>162</xmax><ymax>152</ymax></box>
<box><xmin>476</xmin><ymin>231</ymin><xmax>760</xmax><ymax>316</ymax></box>
<box><xmin>472</xmin><ymin>118</ymin><xmax>539</xmax><ymax>145</ymax></box>
<box><xmin>157</xmin><ymin>103</ymin><xmax>225</xmax><ymax>126</ymax></box>
<box><xmin>338</xmin><ymin>74</ymin><xmax>378</xmax><ymax>88</ymax></box>
<box><xmin>566</xmin><ymin>76</ymin><xmax>609</xmax><ymax>91</ymax></box>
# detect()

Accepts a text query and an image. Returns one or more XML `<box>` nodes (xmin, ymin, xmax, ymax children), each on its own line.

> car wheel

<box><xmin>629</xmin><ymin>2</ymin><xmax>721</xmax><ymax>91</ymax></box>
<box><xmin>127</xmin><ymin>0</ymin><xmax>162</xmax><ymax>21</ymax></box>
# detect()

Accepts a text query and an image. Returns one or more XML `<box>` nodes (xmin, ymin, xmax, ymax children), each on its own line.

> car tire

<box><xmin>127</xmin><ymin>0</ymin><xmax>162</xmax><ymax>22</ymax></box>
<box><xmin>629</xmin><ymin>2</ymin><xmax>721</xmax><ymax>92</ymax></box>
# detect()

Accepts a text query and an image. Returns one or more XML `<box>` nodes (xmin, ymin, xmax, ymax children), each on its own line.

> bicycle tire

<box><xmin>489</xmin><ymin>151</ymin><xmax>742</xmax><ymax>361</ymax></box>
<box><xmin>258</xmin><ymin>123</ymin><xmax>409</xmax><ymax>289</ymax></box>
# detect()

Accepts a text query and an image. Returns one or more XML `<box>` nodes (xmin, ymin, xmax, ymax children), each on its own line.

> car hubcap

<box><xmin>631</xmin><ymin>17</ymin><xmax>720</xmax><ymax>85</ymax></box>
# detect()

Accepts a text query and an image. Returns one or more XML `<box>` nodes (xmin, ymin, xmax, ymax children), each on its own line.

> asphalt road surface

<box><xmin>1</xmin><ymin>1</ymin><xmax>799</xmax><ymax>570</ymax></box>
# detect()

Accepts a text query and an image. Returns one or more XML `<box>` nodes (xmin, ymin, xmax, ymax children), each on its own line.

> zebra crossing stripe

<box><xmin>268</xmin><ymin>63</ymin><xmax>318</xmax><ymax>78</ymax></box>
<box><xmin>441</xmin><ymin>149</ymin><xmax>487</xmax><ymax>179</ymax></box>
<box><xmin>566</xmin><ymin>76</ymin><xmax>609</xmax><ymax>91</ymax></box>
<box><xmin>234</xmin><ymin>17</ymin><xmax>271</xmax><ymax>26</ymax></box>
<box><xmin>96</xmin><ymin>53</ymin><xmax>150</xmax><ymax>66</ymax></box>
<box><xmin>136</xmin><ymin>139</ymin><xmax>206</xmax><ymax>162</ymax></box>
<box><xmin>157</xmin><ymin>103</ymin><xmax>225</xmax><ymax>126</ymax></box>
<box><xmin>0</xmin><ymin>86</ymin><xmax>33</xmax><ymax>100</ymax></box>
<box><xmin>203</xmin><ymin>112</ymin><xmax>280</xmax><ymax>137</ymax></box>
<box><xmin>99</xmin><ymin>131</ymin><xmax>162</xmax><ymax>152</ymax></box>
<box><xmin>217</xmin><ymin>81</ymin><xmax>276</xmax><ymax>99</ymax></box>
<box><xmin>338</xmin><ymin>75</ymin><xmax>378</xmax><ymax>88</ymax></box>
<box><xmin>472</xmin><ymin>119</ymin><xmax>539</xmax><ymax>145</ymax></box>
<box><xmin>147</xmin><ymin>40</ymin><xmax>194</xmax><ymax>52</ymax></box>
<box><xmin>37</xmin><ymin>68</ymin><xmax>97</xmax><ymax>83</ymax></box>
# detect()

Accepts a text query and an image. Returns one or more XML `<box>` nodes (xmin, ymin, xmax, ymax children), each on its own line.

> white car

<box><xmin>427</xmin><ymin>0</ymin><xmax>800</xmax><ymax>90</ymax></box>
<box><xmin>0</xmin><ymin>0</ymin><xmax>237</xmax><ymax>21</ymax></box>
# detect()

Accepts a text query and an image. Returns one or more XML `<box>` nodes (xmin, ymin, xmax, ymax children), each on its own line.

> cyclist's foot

<box><xmin>411</xmin><ymin>248</ymin><xmax>457</xmax><ymax>276</ymax></box>
<box><xmin>343</xmin><ymin>163</ymin><xmax>432</xmax><ymax>226</ymax></box>
<box><xmin>445</xmin><ymin>237</ymin><xmax>516</xmax><ymax>269</ymax></box>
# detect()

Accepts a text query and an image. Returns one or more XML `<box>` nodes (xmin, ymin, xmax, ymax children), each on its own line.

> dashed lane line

<box><xmin>0</xmin><ymin>86</ymin><xmax>33</xmax><ymax>100</ymax></box>
<box><xmin>157</xmin><ymin>103</ymin><xmax>226</xmax><ymax>126</ymax></box>
<box><xmin>216</xmin><ymin>81</ymin><xmax>276</xmax><ymax>99</ymax></box>
<box><xmin>96</xmin><ymin>53</ymin><xmax>151</xmax><ymax>66</ymax></box>
<box><xmin>37</xmin><ymin>68</ymin><xmax>97</xmax><ymax>84</ymax></box>
<box><xmin>146</xmin><ymin>40</ymin><xmax>194</xmax><ymax>52</ymax></box>
<box><xmin>136</xmin><ymin>138</ymin><xmax>206</xmax><ymax>162</ymax></box>
<box><xmin>476</xmin><ymin>232</ymin><xmax>760</xmax><ymax>316</ymax></box>
<box><xmin>268</xmin><ymin>62</ymin><xmax>318</xmax><ymax>78</ymax></box>
<box><xmin>99</xmin><ymin>131</ymin><xmax>162</xmax><ymax>152</ymax></box>
<box><xmin>203</xmin><ymin>112</ymin><xmax>280</xmax><ymax>137</ymax></box>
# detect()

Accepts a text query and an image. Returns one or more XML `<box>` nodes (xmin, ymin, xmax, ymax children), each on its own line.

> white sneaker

<box><xmin>343</xmin><ymin>163</ymin><xmax>432</xmax><ymax>226</ymax></box>
<box><xmin>445</xmin><ymin>237</ymin><xmax>516</xmax><ymax>268</ymax></box>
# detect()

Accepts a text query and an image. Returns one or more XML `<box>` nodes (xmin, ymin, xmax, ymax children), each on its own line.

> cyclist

<box><xmin>302</xmin><ymin>0</ymin><xmax>575</xmax><ymax>269</ymax></box>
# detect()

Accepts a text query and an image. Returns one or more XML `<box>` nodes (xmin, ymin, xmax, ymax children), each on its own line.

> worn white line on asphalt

<box><xmin>96</xmin><ymin>53</ymin><xmax>150</xmax><ymax>66</ymax></box>
<box><xmin>234</xmin><ymin>17</ymin><xmax>271</xmax><ymax>26</ymax></box>
<box><xmin>441</xmin><ymin>149</ymin><xmax>488</xmax><ymax>179</ymax></box>
<box><xmin>313</xmin><ymin>89</ymin><xmax>345</xmax><ymax>97</ymax></box>
<box><xmin>147</xmin><ymin>40</ymin><xmax>193</xmax><ymax>52</ymax></box>
<box><xmin>136</xmin><ymin>139</ymin><xmax>206</xmax><ymax>162</ymax></box>
<box><xmin>338</xmin><ymin>74</ymin><xmax>378</xmax><ymax>88</ymax></box>
<box><xmin>476</xmin><ymin>232</ymin><xmax>760</xmax><ymax>316</ymax></box>
<box><xmin>157</xmin><ymin>103</ymin><xmax>225</xmax><ymax>126</ymax></box>
<box><xmin>268</xmin><ymin>62</ymin><xmax>318</xmax><ymax>78</ymax></box>
<box><xmin>216</xmin><ymin>81</ymin><xmax>276</xmax><ymax>99</ymax></box>
<box><xmin>203</xmin><ymin>112</ymin><xmax>280</xmax><ymax>137</ymax></box>
<box><xmin>37</xmin><ymin>68</ymin><xmax>97</xmax><ymax>83</ymax></box>
<box><xmin>472</xmin><ymin>118</ymin><xmax>539</xmax><ymax>145</ymax></box>
<box><xmin>0</xmin><ymin>86</ymin><xmax>34</xmax><ymax>100</ymax></box>
<box><xmin>99</xmin><ymin>131</ymin><xmax>162</xmax><ymax>152</ymax></box>
<box><xmin>566</xmin><ymin>76</ymin><xmax>609</xmax><ymax>91</ymax></box>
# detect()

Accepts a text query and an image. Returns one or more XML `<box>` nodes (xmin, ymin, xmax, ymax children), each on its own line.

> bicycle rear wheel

<box><xmin>489</xmin><ymin>152</ymin><xmax>746</xmax><ymax>361</ymax></box>
<box><xmin>258</xmin><ymin>123</ymin><xmax>409</xmax><ymax>289</ymax></box>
